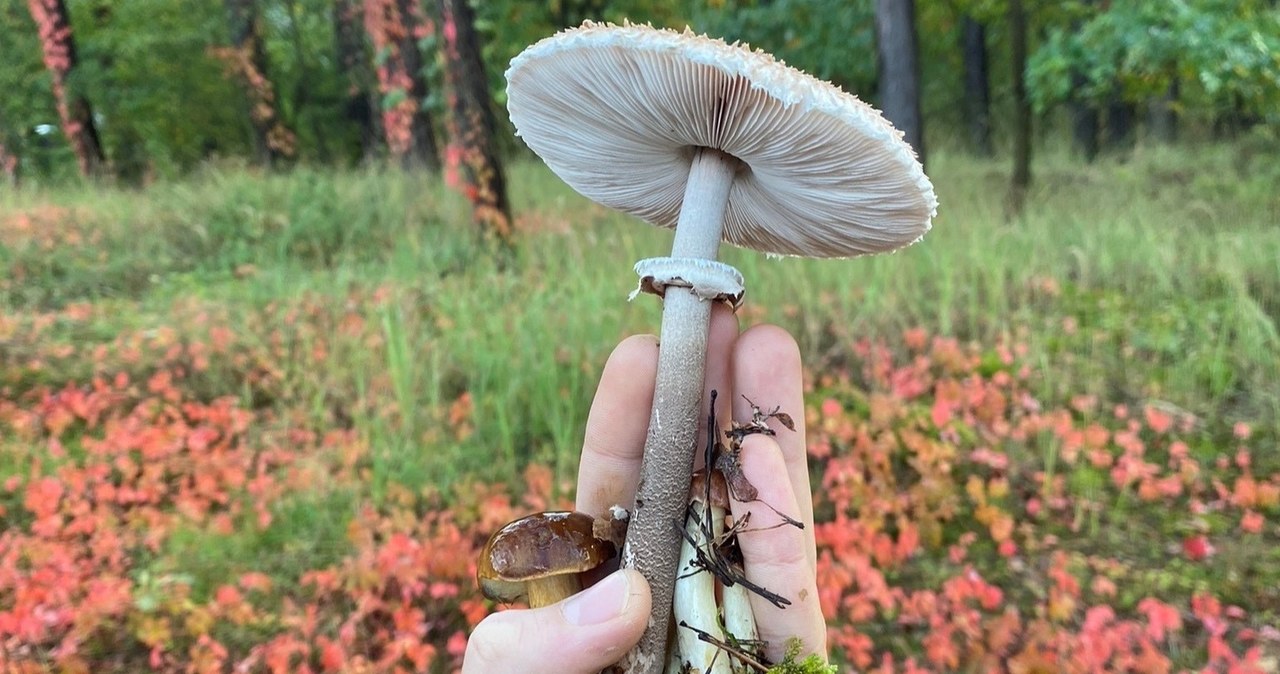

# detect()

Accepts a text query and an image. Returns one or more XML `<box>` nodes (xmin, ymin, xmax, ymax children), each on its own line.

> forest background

<box><xmin>1</xmin><ymin>0</ymin><xmax>1279</xmax><ymax>672</ymax></box>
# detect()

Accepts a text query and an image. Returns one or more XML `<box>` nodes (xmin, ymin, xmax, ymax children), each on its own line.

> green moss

<box><xmin>766</xmin><ymin>638</ymin><xmax>838</xmax><ymax>674</ymax></box>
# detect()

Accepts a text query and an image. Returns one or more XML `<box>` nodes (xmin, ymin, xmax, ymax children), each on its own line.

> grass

<box><xmin>4</xmin><ymin>141</ymin><xmax>1276</xmax><ymax>488</ymax></box>
<box><xmin>2</xmin><ymin>140</ymin><xmax>1279</xmax><ymax>669</ymax></box>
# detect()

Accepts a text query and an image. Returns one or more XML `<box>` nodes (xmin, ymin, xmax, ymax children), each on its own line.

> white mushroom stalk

<box><xmin>671</xmin><ymin>149</ymin><xmax>737</xmax><ymax>259</ymax></box>
<box><xmin>670</xmin><ymin>470</ymin><xmax>760</xmax><ymax>673</ymax></box>
<box><xmin>673</xmin><ymin>496</ymin><xmax>730</xmax><ymax>674</ymax></box>
<box><xmin>506</xmin><ymin>22</ymin><xmax>937</xmax><ymax>674</ymax></box>
<box><xmin>721</xmin><ymin>570</ymin><xmax>759</xmax><ymax>651</ymax></box>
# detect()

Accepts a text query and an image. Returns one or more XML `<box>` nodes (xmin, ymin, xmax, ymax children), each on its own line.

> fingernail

<box><xmin>561</xmin><ymin>571</ymin><xmax>631</xmax><ymax>626</ymax></box>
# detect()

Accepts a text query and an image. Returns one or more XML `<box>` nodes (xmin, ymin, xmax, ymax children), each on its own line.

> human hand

<box><xmin>463</xmin><ymin>304</ymin><xmax>825</xmax><ymax>672</ymax></box>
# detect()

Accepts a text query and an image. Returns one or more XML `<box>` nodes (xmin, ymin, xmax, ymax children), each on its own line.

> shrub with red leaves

<box><xmin>1</xmin><ymin>296</ymin><xmax>1276</xmax><ymax>673</ymax></box>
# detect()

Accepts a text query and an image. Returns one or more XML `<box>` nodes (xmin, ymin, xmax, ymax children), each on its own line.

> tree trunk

<box><xmin>222</xmin><ymin>0</ymin><xmax>296</xmax><ymax>165</ymax></box>
<box><xmin>361</xmin><ymin>0</ymin><xmax>441</xmax><ymax>170</ymax></box>
<box><xmin>1212</xmin><ymin>94</ymin><xmax>1247</xmax><ymax>139</ymax></box>
<box><xmin>396</xmin><ymin>0</ymin><xmax>441</xmax><ymax>169</ymax></box>
<box><xmin>874</xmin><ymin>0</ymin><xmax>925</xmax><ymax>166</ymax></box>
<box><xmin>0</xmin><ymin>111</ymin><xmax>19</xmax><ymax>187</ymax></box>
<box><xmin>26</xmin><ymin>0</ymin><xmax>107</xmax><ymax>177</ymax></box>
<box><xmin>959</xmin><ymin>15</ymin><xmax>992</xmax><ymax>157</ymax></box>
<box><xmin>1007</xmin><ymin>0</ymin><xmax>1032</xmax><ymax>216</ymax></box>
<box><xmin>0</xmin><ymin>141</ymin><xmax>17</xmax><ymax>187</ymax></box>
<box><xmin>85</xmin><ymin>2</ymin><xmax>148</xmax><ymax>184</ymax></box>
<box><xmin>1105</xmin><ymin>90</ymin><xmax>1135</xmax><ymax>150</ymax></box>
<box><xmin>334</xmin><ymin>0</ymin><xmax>382</xmax><ymax>160</ymax></box>
<box><xmin>284</xmin><ymin>0</ymin><xmax>330</xmax><ymax>162</ymax></box>
<box><xmin>438</xmin><ymin>0</ymin><xmax>512</xmax><ymax>241</ymax></box>
<box><xmin>1067</xmin><ymin>0</ymin><xmax>1098</xmax><ymax>161</ymax></box>
<box><xmin>1148</xmin><ymin>76</ymin><xmax>1178</xmax><ymax>144</ymax></box>
<box><xmin>1070</xmin><ymin>97</ymin><xmax>1100</xmax><ymax>161</ymax></box>
<box><xmin>549</xmin><ymin>0</ymin><xmax>608</xmax><ymax>28</ymax></box>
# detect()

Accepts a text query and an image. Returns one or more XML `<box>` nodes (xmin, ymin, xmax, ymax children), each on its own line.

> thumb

<box><xmin>462</xmin><ymin>569</ymin><xmax>651</xmax><ymax>674</ymax></box>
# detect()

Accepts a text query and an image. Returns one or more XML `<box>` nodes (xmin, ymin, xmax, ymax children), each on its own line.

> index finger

<box><xmin>576</xmin><ymin>304</ymin><xmax>740</xmax><ymax>516</ymax></box>
<box><xmin>575</xmin><ymin>333</ymin><xmax>659</xmax><ymax>517</ymax></box>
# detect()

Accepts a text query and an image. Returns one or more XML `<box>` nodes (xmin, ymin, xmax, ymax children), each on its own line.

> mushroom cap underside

<box><xmin>506</xmin><ymin>22</ymin><xmax>938</xmax><ymax>259</ymax></box>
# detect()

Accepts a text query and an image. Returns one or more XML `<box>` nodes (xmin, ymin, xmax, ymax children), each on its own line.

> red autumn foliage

<box><xmin>806</xmin><ymin>330</ymin><xmax>1277</xmax><ymax>672</ymax></box>
<box><xmin>0</xmin><ymin>286</ymin><xmax>1276</xmax><ymax>671</ymax></box>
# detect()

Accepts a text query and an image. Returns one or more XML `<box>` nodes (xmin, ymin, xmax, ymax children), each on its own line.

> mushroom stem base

<box><xmin>619</xmin><ymin>289</ymin><xmax>712</xmax><ymax>673</ymax></box>
<box><xmin>673</xmin><ymin>500</ymin><xmax>731</xmax><ymax>674</ymax></box>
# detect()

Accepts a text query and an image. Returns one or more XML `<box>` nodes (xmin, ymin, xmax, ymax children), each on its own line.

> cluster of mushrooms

<box><xmin>478</xmin><ymin>21</ymin><xmax>936</xmax><ymax>674</ymax></box>
<box><xmin>478</xmin><ymin>397</ymin><xmax>797</xmax><ymax>672</ymax></box>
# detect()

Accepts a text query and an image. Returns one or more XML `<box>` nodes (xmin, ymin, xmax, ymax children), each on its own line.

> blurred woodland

<box><xmin>2</xmin><ymin>0</ymin><xmax>1278</xmax><ymax>217</ymax></box>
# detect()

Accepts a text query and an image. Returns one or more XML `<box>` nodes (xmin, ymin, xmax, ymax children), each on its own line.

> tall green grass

<box><xmin>2</xmin><ymin>141</ymin><xmax>1277</xmax><ymax>491</ymax></box>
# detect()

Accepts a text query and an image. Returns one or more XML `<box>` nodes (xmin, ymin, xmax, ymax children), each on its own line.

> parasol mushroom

<box><xmin>506</xmin><ymin>21</ymin><xmax>936</xmax><ymax>673</ymax></box>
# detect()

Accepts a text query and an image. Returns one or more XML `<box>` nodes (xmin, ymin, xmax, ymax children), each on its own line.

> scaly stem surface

<box><xmin>618</xmin><ymin>148</ymin><xmax>738</xmax><ymax>674</ymax></box>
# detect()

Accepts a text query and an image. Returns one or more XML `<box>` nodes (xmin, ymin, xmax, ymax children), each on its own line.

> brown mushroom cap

<box><xmin>477</xmin><ymin>511</ymin><xmax>617</xmax><ymax>604</ymax></box>
<box><xmin>506</xmin><ymin>22</ymin><xmax>938</xmax><ymax>259</ymax></box>
<box><xmin>688</xmin><ymin>469</ymin><xmax>729</xmax><ymax>507</ymax></box>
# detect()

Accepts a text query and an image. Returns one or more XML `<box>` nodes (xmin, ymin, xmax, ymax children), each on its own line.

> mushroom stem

<box><xmin>671</xmin><ymin>148</ymin><xmax>738</xmax><ymax>259</ymax></box>
<box><xmin>526</xmin><ymin>574</ymin><xmax>582</xmax><ymax>609</ymax></box>
<box><xmin>673</xmin><ymin>499</ymin><xmax>731</xmax><ymax>674</ymax></box>
<box><xmin>722</xmin><ymin>575</ymin><xmax>758</xmax><ymax>649</ymax></box>
<box><xmin>620</xmin><ymin>147</ymin><xmax>739</xmax><ymax>674</ymax></box>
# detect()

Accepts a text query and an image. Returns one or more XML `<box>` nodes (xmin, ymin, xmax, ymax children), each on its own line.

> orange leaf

<box><xmin>1138</xmin><ymin>597</ymin><xmax>1183</xmax><ymax>642</ymax></box>
<box><xmin>318</xmin><ymin>637</ymin><xmax>345</xmax><ymax>673</ymax></box>
<box><xmin>1241</xmin><ymin>510</ymin><xmax>1264</xmax><ymax>534</ymax></box>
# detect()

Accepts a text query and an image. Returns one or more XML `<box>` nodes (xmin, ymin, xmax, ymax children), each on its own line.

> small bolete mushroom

<box><xmin>477</xmin><ymin>511</ymin><xmax>617</xmax><ymax>608</ymax></box>
<box><xmin>506</xmin><ymin>21</ymin><xmax>936</xmax><ymax>673</ymax></box>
